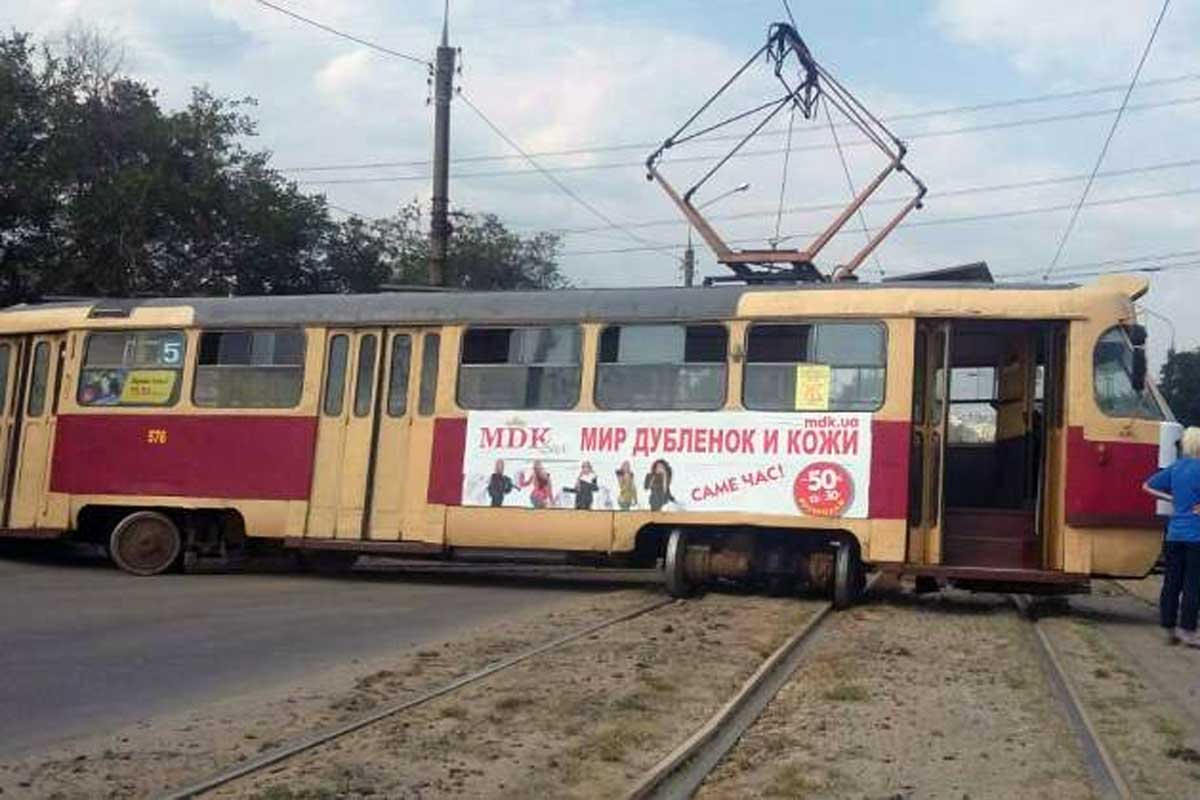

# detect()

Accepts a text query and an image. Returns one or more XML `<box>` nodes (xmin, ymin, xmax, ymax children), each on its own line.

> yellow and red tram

<box><xmin>0</xmin><ymin>274</ymin><xmax>1177</xmax><ymax>605</ymax></box>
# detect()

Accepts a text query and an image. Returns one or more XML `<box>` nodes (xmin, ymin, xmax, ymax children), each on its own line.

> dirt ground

<box><xmin>0</xmin><ymin>584</ymin><xmax>665</xmax><ymax>799</ymax></box>
<box><xmin>1041</xmin><ymin>581</ymin><xmax>1200</xmax><ymax>798</ymax></box>
<box><xmin>210</xmin><ymin>592</ymin><xmax>821</xmax><ymax>799</ymax></box>
<box><xmin>699</xmin><ymin>590</ymin><xmax>1095</xmax><ymax>800</ymax></box>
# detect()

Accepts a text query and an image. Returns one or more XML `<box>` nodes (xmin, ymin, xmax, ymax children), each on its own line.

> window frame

<box><xmin>353</xmin><ymin>333</ymin><xmax>378</xmax><ymax>418</ymax></box>
<box><xmin>456</xmin><ymin>324</ymin><xmax>583</xmax><ymax>411</ymax></box>
<box><xmin>323</xmin><ymin>334</ymin><xmax>350</xmax><ymax>417</ymax></box>
<box><xmin>740</xmin><ymin>319</ymin><xmax>889</xmax><ymax>413</ymax></box>
<box><xmin>78</xmin><ymin>329</ymin><xmax>188</xmax><ymax>408</ymax></box>
<box><xmin>593</xmin><ymin>321</ymin><xmax>730</xmax><ymax>411</ymax></box>
<box><xmin>1092</xmin><ymin>325</ymin><xmax>1165</xmax><ymax>421</ymax></box>
<box><xmin>192</xmin><ymin>328</ymin><xmax>308</xmax><ymax>410</ymax></box>
<box><xmin>386</xmin><ymin>333</ymin><xmax>413</xmax><ymax>418</ymax></box>
<box><xmin>945</xmin><ymin>367</ymin><xmax>1003</xmax><ymax>448</ymax></box>
<box><xmin>27</xmin><ymin>341</ymin><xmax>50</xmax><ymax>417</ymax></box>
<box><xmin>418</xmin><ymin>332</ymin><xmax>441</xmax><ymax>417</ymax></box>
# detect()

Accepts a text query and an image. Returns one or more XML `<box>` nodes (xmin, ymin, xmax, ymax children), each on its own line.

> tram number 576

<box><xmin>146</xmin><ymin>428</ymin><xmax>169</xmax><ymax>445</ymax></box>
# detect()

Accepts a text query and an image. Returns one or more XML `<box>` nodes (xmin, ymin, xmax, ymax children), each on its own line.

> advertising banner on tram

<box><xmin>461</xmin><ymin>411</ymin><xmax>872</xmax><ymax>518</ymax></box>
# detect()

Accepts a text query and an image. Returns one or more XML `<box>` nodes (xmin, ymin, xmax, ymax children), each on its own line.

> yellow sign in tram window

<box><xmin>120</xmin><ymin>370</ymin><xmax>178</xmax><ymax>405</ymax></box>
<box><xmin>794</xmin><ymin>363</ymin><xmax>831</xmax><ymax>411</ymax></box>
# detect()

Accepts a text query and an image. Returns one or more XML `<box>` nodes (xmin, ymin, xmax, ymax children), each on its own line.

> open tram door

<box><xmin>908</xmin><ymin>320</ymin><xmax>1066</xmax><ymax>575</ymax></box>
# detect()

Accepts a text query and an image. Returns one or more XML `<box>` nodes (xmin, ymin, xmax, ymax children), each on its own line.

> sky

<box><xmin>6</xmin><ymin>0</ymin><xmax>1199</xmax><ymax>365</ymax></box>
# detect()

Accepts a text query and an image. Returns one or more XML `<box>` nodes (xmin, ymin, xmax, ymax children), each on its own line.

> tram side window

<box><xmin>419</xmin><ymin>333</ymin><xmax>440</xmax><ymax>416</ymax></box>
<box><xmin>1094</xmin><ymin>327</ymin><xmax>1164</xmax><ymax>420</ymax></box>
<box><xmin>458</xmin><ymin>326</ymin><xmax>581</xmax><ymax>410</ymax></box>
<box><xmin>947</xmin><ymin>367</ymin><xmax>997</xmax><ymax>444</ymax></box>
<box><xmin>743</xmin><ymin>322</ymin><xmax>885</xmax><ymax>411</ymax></box>
<box><xmin>387</xmin><ymin>334</ymin><xmax>412</xmax><ymax>417</ymax></box>
<box><xmin>194</xmin><ymin>330</ymin><xmax>306</xmax><ymax>408</ymax></box>
<box><xmin>27</xmin><ymin>342</ymin><xmax>50</xmax><ymax>416</ymax></box>
<box><xmin>78</xmin><ymin>330</ymin><xmax>185</xmax><ymax>406</ymax></box>
<box><xmin>323</xmin><ymin>335</ymin><xmax>349</xmax><ymax>416</ymax></box>
<box><xmin>596</xmin><ymin>324</ymin><xmax>727</xmax><ymax>410</ymax></box>
<box><xmin>353</xmin><ymin>334</ymin><xmax>378</xmax><ymax>417</ymax></box>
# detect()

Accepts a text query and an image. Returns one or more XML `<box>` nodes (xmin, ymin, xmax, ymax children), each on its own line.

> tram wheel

<box><xmin>832</xmin><ymin>541</ymin><xmax>863</xmax><ymax>610</ymax></box>
<box><xmin>664</xmin><ymin>528</ymin><xmax>694</xmax><ymax>598</ymax></box>
<box><xmin>109</xmin><ymin>511</ymin><xmax>182</xmax><ymax>576</ymax></box>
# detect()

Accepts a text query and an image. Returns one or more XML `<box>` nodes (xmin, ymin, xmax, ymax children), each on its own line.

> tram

<box><xmin>0</xmin><ymin>270</ymin><xmax>1177</xmax><ymax>605</ymax></box>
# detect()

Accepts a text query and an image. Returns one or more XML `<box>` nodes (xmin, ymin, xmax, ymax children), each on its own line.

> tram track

<box><xmin>160</xmin><ymin>596</ymin><xmax>676</xmax><ymax>799</ymax></box>
<box><xmin>1012</xmin><ymin>595</ymin><xmax>1133</xmax><ymax>800</ymax></box>
<box><xmin>625</xmin><ymin>599</ymin><xmax>835</xmax><ymax>799</ymax></box>
<box><xmin>626</xmin><ymin>576</ymin><xmax>876</xmax><ymax>800</ymax></box>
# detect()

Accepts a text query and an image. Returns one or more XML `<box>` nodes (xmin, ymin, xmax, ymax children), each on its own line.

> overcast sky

<box><xmin>8</xmin><ymin>0</ymin><xmax>1199</xmax><ymax>363</ymax></box>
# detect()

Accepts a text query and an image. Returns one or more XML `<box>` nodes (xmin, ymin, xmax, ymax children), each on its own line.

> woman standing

<box><xmin>1143</xmin><ymin>426</ymin><xmax>1200</xmax><ymax>647</ymax></box>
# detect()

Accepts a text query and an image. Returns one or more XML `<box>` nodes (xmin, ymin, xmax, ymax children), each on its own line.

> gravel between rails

<box><xmin>698</xmin><ymin>590</ymin><xmax>1095</xmax><ymax>800</ymax></box>
<box><xmin>211</xmin><ymin>593</ymin><xmax>825</xmax><ymax>799</ymax></box>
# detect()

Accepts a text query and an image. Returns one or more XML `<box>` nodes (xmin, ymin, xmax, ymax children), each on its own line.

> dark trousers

<box><xmin>1160</xmin><ymin>540</ymin><xmax>1200</xmax><ymax>631</ymax></box>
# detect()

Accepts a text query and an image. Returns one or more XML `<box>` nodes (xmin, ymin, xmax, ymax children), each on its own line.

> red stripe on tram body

<box><xmin>427</xmin><ymin>417</ymin><xmax>468</xmax><ymax>505</ymax></box>
<box><xmin>1065</xmin><ymin>426</ymin><xmax>1160</xmax><ymax>528</ymax></box>
<box><xmin>869</xmin><ymin>419</ymin><xmax>911</xmax><ymax>520</ymax></box>
<box><xmin>50</xmin><ymin>414</ymin><xmax>318</xmax><ymax>500</ymax></box>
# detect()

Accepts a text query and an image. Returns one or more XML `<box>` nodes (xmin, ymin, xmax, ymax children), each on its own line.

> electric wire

<box><xmin>279</xmin><ymin>73</ymin><xmax>1200</xmax><ymax>174</ymax></box>
<box><xmin>455</xmin><ymin>88</ymin><xmax>666</xmax><ymax>254</ymax></box>
<box><xmin>251</xmin><ymin>0</ymin><xmax>431</xmax><ymax>67</ymax></box>
<box><xmin>559</xmin><ymin>184</ymin><xmax>1200</xmax><ymax>256</ymax></box>
<box><xmin>295</xmin><ymin>94</ymin><xmax>1200</xmax><ymax>185</ymax></box>
<box><xmin>1043</xmin><ymin>0</ymin><xmax>1173</xmax><ymax>280</ymax></box>
<box><xmin>540</xmin><ymin>156</ymin><xmax>1200</xmax><ymax>236</ymax></box>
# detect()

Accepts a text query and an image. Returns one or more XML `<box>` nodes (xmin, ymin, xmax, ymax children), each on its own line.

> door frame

<box><xmin>0</xmin><ymin>337</ymin><xmax>29</xmax><ymax>528</ymax></box>
<box><xmin>907</xmin><ymin>320</ymin><xmax>951</xmax><ymax>565</ymax></box>
<box><xmin>7</xmin><ymin>332</ymin><xmax>67</xmax><ymax>530</ymax></box>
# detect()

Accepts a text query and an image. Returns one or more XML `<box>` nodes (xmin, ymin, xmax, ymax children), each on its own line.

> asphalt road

<box><xmin>0</xmin><ymin>545</ymin><xmax>625</xmax><ymax>758</ymax></box>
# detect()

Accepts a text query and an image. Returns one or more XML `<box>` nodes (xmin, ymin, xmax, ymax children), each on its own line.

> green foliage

<box><xmin>0</xmin><ymin>30</ymin><xmax>566</xmax><ymax>302</ymax></box>
<box><xmin>1159</xmin><ymin>348</ymin><xmax>1200</xmax><ymax>427</ymax></box>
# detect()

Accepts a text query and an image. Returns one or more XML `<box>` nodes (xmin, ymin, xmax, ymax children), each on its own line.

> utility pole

<box><xmin>428</xmin><ymin>1</ymin><xmax>456</xmax><ymax>287</ymax></box>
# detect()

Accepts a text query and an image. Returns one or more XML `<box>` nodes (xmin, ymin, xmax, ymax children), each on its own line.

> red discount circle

<box><xmin>793</xmin><ymin>462</ymin><xmax>855</xmax><ymax>518</ymax></box>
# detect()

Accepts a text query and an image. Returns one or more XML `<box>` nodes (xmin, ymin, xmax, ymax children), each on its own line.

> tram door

<box><xmin>365</xmin><ymin>329</ymin><xmax>418</xmax><ymax>540</ymax></box>
<box><xmin>907</xmin><ymin>321</ymin><xmax>951</xmax><ymax>564</ymax></box>
<box><xmin>0</xmin><ymin>339</ymin><xmax>22</xmax><ymax>525</ymax></box>
<box><xmin>307</xmin><ymin>329</ymin><xmax>385</xmax><ymax>539</ymax></box>
<box><xmin>7</xmin><ymin>334</ymin><xmax>66</xmax><ymax>529</ymax></box>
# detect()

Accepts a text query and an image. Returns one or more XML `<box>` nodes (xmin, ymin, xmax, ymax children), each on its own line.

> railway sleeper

<box><xmin>657</xmin><ymin>525</ymin><xmax>865</xmax><ymax>608</ymax></box>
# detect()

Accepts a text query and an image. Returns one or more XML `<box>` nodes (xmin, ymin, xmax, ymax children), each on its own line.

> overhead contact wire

<box><xmin>1043</xmin><ymin>0</ymin><xmax>1174</xmax><ymax>280</ymax></box>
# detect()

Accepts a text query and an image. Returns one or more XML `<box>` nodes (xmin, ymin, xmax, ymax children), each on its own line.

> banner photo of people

<box><xmin>462</xmin><ymin>411</ymin><xmax>872</xmax><ymax>519</ymax></box>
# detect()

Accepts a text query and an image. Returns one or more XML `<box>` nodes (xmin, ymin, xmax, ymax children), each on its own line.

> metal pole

<box><xmin>428</xmin><ymin>8</ymin><xmax>455</xmax><ymax>287</ymax></box>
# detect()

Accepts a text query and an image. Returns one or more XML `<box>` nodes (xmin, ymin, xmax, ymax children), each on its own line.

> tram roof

<box><xmin>0</xmin><ymin>275</ymin><xmax>1147</xmax><ymax>331</ymax></box>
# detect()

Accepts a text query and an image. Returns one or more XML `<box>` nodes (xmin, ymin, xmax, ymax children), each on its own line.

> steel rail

<box><xmin>161</xmin><ymin>596</ymin><xmax>676</xmax><ymax>800</ymax></box>
<box><xmin>1012</xmin><ymin>595</ymin><xmax>1133</xmax><ymax>800</ymax></box>
<box><xmin>627</xmin><ymin>575</ymin><xmax>876</xmax><ymax>800</ymax></box>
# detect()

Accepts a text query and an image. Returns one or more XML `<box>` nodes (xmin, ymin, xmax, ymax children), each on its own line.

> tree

<box><xmin>381</xmin><ymin>203</ymin><xmax>567</xmax><ymax>290</ymax></box>
<box><xmin>0</xmin><ymin>29</ymin><xmax>568</xmax><ymax>302</ymax></box>
<box><xmin>1159</xmin><ymin>348</ymin><xmax>1200</xmax><ymax>427</ymax></box>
